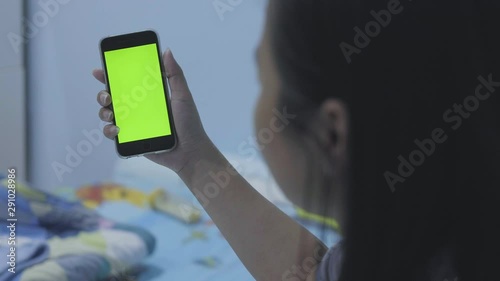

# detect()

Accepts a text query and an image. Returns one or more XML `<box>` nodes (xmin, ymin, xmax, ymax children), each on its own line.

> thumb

<box><xmin>163</xmin><ymin>49</ymin><xmax>193</xmax><ymax>102</ymax></box>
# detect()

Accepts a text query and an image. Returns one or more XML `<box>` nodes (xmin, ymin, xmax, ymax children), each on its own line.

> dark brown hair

<box><xmin>269</xmin><ymin>0</ymin><xmax>500</xmax><ymax>280</ymax></box>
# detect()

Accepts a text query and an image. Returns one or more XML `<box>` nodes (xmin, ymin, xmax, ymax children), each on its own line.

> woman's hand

<box><xmin>93</xmin><ymin>49</ymin><xmax>212</xmax><ymax>173</ymax></box>
<box><xmin>95</xmin><ymin>50</ymin><xmax>326</xmax><ymax>281</ymax></box>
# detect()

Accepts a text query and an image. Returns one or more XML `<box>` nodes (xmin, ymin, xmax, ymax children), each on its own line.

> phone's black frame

<box><xmin>100</xmin><ymin>30</ymin><xmax>176</xmax><ymax>158</ymax></box>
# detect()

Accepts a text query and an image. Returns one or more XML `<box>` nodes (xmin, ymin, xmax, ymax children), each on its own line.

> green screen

<box><xmin>104</xmin><ymin>43</ymin><xmax>171</xmax><ymax>144</ymax></box>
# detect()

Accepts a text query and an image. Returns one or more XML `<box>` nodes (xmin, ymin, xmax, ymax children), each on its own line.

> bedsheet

<box><xmin>94</xmin><ymin>155</ymin><xmax>342</xmax><ymax>281</ymax></box>
<box><xmin>0</xmin><ymin>176</ymin><xmax>155</xmax><ymax>281</ymax></box>
<box><xmin>1</xmin><ymin>155</ymin><xmax>340</xmax><ymax>281</ymax></box>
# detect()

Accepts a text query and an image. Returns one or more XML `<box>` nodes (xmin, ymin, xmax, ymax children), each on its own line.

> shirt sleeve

<box><xmin>316</xmin><ymin>241</ymin><xmax>343</xmax><ymax>281</ymax></box>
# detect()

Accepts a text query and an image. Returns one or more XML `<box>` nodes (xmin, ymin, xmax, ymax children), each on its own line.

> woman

<box><xmin>94</xmin><ymin>0</ymin><xmax>500</xmax><ymax>280</ymax></box>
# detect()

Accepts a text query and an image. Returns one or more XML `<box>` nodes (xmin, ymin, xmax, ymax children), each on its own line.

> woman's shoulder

<box><xmin>316</xmin><ymin>241</ymin><xmax>344</xmax><ymax>281</ymax></box>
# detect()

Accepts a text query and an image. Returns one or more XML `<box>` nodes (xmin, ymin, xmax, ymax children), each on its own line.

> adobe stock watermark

<box><xmin>192</xmin><ymin>107</ymin><xmax>296</xmax><ymax>207</ymax></box>
<box><xmin>339</xmin><ymin>0</ymin><xmax>406</xmax><ymax>64</ymax></box>
<box><xmin>237</xmin><ymin>107</ymin><xmax>297</xmax><ymax>162</ymax></box>
<box><xmin>281</xmin><ymin>245</ymin><xmax>327</xmax><ymax>281</ymax></box>
<box><xmin>385</xmin><ymin>74</ymin><xmax>500</xmax><ymax>192</ymax></box>
<box><xmin>51</xmin><ymin>64</ymin><xmax>164</xmax><ymax>182</ymax></box>
<box><xmin>213</xmin><ymin>0</ymin><xmax>244</xmax><ymax>21</ymax></box>
<box><xmin>111</xmin><ymin>65</ymin><xmax>163</xmax><ymax>121</ymax></box>
<box><xmin>51</xmin><ymin>122</ymin><xmax>106</xmax><ymax>182</ymax></box>
<box><xmin>7</xmin><ymin>0</ymin><xmax>73</xmax><ymax>54</ymax></box>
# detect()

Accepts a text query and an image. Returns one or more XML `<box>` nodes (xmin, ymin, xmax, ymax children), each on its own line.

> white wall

<box><xmin>28</xmin><ymin>0</ymin><xmax>267</xmax><ymax>190</ymax></box>
<box><xmin>0</xmin><ymin>1</ymin><xmax>26</xmax><ymax>180</ymax></box>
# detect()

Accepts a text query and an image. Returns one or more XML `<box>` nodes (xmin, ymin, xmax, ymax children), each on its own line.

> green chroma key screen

<box><xmin>104</xmin><ymin>43</ymin><xmax>171</xmax><ymax>144</ymax></box>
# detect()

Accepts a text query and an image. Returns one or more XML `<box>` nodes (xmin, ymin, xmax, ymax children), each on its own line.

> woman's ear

<box><xmin>318</xmin><ymin>98</ymin><xmax>349</xmax><ymax>158</ymax></box>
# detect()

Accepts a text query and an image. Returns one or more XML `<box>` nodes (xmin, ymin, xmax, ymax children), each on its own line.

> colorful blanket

<box><xmin>0</xmin><ymin>155</ymin><xmax>342</xmax><ymax>281</ymax></box>
<box><xmin>0</xmin><ymin>176</ymin><xmax>155</xmax><ymax>281</ymax></box>
<box><xmin>97</xmin><ymin>156</ymin><xmax>342</xmax><ymax>281</ymax></box>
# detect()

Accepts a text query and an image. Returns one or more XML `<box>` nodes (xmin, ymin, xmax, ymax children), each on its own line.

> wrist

<box><xmin>177</xmin><ymin>138</ymin><xmax>222</xmax><ymax>182</ymax></box>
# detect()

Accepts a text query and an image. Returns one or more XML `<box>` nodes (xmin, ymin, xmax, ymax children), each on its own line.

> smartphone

<box><xmin>99</xmin><ymin>30</ymin><xmax>176</xmax><ymax>158</ymax></box>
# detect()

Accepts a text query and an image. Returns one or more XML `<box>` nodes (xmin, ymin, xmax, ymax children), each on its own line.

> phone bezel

<box><xmin>99</xmin><ymin>30</ymin><xmax>176</xmax><ymax>158</ymax></box>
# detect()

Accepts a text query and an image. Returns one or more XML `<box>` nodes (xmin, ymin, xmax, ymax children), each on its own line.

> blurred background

<box><xmin>1</xmin><ymin>0</ymin><xmax>266</xmax><ymax>189</ymax></box>
<box><xmin>0</xmin><ymin>1</ymin><xmax>339</xmax><ymax>280</ymax></box>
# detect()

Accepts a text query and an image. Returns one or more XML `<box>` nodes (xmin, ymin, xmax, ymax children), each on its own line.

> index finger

<box><xmin>92</xmin><ymin>69</ymin><xmax>105</xmax><ymax>84</ymax></box>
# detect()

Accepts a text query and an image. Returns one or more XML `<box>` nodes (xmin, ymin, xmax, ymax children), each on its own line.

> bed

<box><xmin>1</xmin><ymin>154</ymin><xmax>340</xmax><ymax>281</ymax></box>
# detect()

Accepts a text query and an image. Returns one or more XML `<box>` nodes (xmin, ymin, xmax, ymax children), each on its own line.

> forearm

<box><xmin>178</xmin><ymin>142</ymin><xmax>327</xmax><ymax>281</ymax></box>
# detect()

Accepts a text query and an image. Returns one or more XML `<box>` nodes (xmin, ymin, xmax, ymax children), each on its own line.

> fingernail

<box><xmin>114</xmin><ymin>127</ymin><xmax>120</xmax><ymax>134</ymax></box>
<box><xmin>106</xmin><ymin>111</ymin><xmax>113</xmax><ymax>120</ymax></box>
<box><xmin>167</xmin><ymin>48</ymin><xmax>175</xmax><ymax>60</ymax></box>
<box><xmin>100</xmin><ymin>94</ymin><xmax>108</xmax><ymax>104</ymax></box>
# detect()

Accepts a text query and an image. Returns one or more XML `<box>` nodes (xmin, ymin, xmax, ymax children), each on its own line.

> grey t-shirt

<box><xmin>316</xmin><ymin>242</ymin><xmax>343</xmax><ymax>281</ymax></box>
